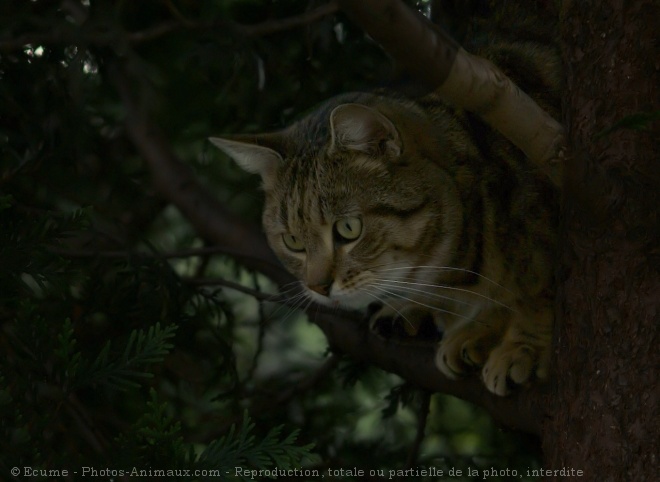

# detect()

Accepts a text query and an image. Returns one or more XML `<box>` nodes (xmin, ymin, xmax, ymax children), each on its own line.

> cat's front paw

<box><xmin>481</xmin><ymin>341</ymin><xmax>548</xmax><ymax>396</ymax></box>
<box><xmin>434</xmin><ymin>326</ymin><xmax>494</xmax><ymax>379</ymax></box>
<box><xmin>367</xmin><ymin>303</ymin><xmax>438</xmax><ymax>340</ymax></box>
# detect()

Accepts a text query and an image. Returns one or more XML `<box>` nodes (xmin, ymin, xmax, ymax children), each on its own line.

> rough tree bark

<box><xmin>543</xmin><ymin>1</ymin><xmax>659</xmax><ymax>480</ymax></box>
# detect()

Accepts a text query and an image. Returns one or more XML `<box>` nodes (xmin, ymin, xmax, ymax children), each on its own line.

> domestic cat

<box><xmin>210</xmin><ymin>34</ymin><xmax>560</xmax><ymax>396</ymax></box>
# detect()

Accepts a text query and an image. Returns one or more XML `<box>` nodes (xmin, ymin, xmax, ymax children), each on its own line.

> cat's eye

<box><xmin>282</xmin><ymin>233</ymin><xmax>305</xmax><ymax>252</ymax></box>
<box><xmin>334</xmin><ymin>217</ymin><xmax>362</xmax><ymax>242</ymax></box>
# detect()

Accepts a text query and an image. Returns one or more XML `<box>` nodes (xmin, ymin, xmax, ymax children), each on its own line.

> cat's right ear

<box><xmin>209</xmin><ymin>136</ymin><xmax>283</xmax><ymax>190</ymax></box>
<box><xmin>329</xmin><ymin>104</ymin><xmax>401</xmax><ymax>159</ymax></box>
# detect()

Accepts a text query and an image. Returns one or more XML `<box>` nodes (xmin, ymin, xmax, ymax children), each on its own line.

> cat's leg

<box><xmin>481</xmin><ymin>304</ymin><xmax>553</xmax><ymax>396</ymax></box>
<box><xmin>373</xmin><ymin>301</ymin><xmax>552</xmax><ymax>396</ymax></box>
<box><xmin>434</xmin><ymin>308</ymin><xmax>508</xmax><ymax>379</ymax></box>
<box><xmin>435</xmin><ymin>304</ymin><xmax>551</xmax><ymax>395</ymax></box>
<box><xmin>367</xmin><ymin>302</ymin><xmax>440</xmax><ymax>339</ymax></box>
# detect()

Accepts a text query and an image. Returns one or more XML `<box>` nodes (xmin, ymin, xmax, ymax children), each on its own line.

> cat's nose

<box><xmin>309</xmin><ymin>282</ymin><xmax>332</xmax><ymax>297</ymax></box>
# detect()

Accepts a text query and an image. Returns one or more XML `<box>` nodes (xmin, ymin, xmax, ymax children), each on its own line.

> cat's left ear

<box><xmin>329</xmin><ymin>104</ymin><xmax>401</xmax><ymax>158</ymax></box>
<box><xmin>209</xmin><ymin>135</ymin><xmax>283</xmax><ymax>190</ymax></box>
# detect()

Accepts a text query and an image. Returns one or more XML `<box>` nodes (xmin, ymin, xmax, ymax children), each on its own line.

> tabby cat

<box><xmin>210</xmin><ymin>14</ymin><xmax>560</xmax><ymax>396</ymax></box>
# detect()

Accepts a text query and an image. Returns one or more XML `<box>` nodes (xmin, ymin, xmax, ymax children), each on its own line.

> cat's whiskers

<box><xmin>288</xmin><ymin>292</ymin><xmax>315</xmax><ymax>320</ymax></box>
<box><xmin>361</xmin><ymin>287</ymin><xmax>415</xmax><ymax>332</ymax></box>
<box><xmin>269</xmin><ymin>284</ymin><xmax>311</xmax><ymax>321</ymax></box>
<box><xmin>372</xmin><ymin>277</ymin><xmax>515</xmax><ymax>312</ymax></box>
<box><xmin>368</xmin><ymin>284</ymin><xmax>471</xmax><ymax>320</ymax></box>
<box><xmin>370</xmin><ymin>280</ymin><xmax>473</xmax><ymax>306</ymax></box>
<box><xmin>300</xmin><ymin>296</ymin><xmax>317</xmax><ymax>321</ymax></box>
<box><xmin>269</xmin><ymin>281</ymin><xmax>304</xmax><ymax>304</ymax></box>
<box><xmin>270</xmin><ymin>294</ymin><xmax>304</xmax><ymax>321</ymax></box>
<box><xmin>277</xmin><ymin>280</ymin><xmax>305</xmax><ymax>295</ymax></box>
<box><xmin>370</xmin><ymin>261</ymin><xmax>513</xmax><ymax>295</ymax></box>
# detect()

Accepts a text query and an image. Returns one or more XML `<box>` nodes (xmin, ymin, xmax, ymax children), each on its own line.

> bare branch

<box><xmin>0</xmin><ymin>2</ymin><xmax>338</xmax><ymax>51</ymax></box>
<box><xmin>126</xmin><ymin>2</ymin><xmax>339</xmax><ymax>43</ymax></box>
<box><xmin>111</xmin><ymin>65</ymin><xmax>292</xmax><ymax>286</ymax></box>
<box><xmin>185</xmin><ymin>277</ymin><xmax>282</xmax><ymax>303</ymax></box>
<box><xmin>311</xmin><ymin>307</ymin><xmax>545</xmax><ymax>435</ymax></box>
<box><xmin>240</xmin><ymin>1</ymin><xmax>338</xmax><ymax>37</ymax></box>
<box><xmin>338</xmin><ymin>0</ymin><xmax>459</xmax><ymax>92</ymax></box>
<box><xmin>337</xmin><ymin>0</ymin><xmax>566</xmax><ymax>187</ymax></box>
<box><xmin>185</xmin><ymin>273</ymin><xmax>544</xmax><ymax>433</ymax></box>
<box><xmin>50</xmin><ymin>245</ymin><xmax>265</xmax><ymax>261</ymax></box>
<box><xmin>442</xmin><ymin>50</ymin><xmax>566</xmax><ymax>186</ymax></box>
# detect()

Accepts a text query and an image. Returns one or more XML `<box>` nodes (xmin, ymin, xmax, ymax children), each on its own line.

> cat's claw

<box><xmin>482</xmin><ymin>342</ymin><xmax>539</xmax><ymax>396</ymax></box>
<box><xmin>435</xmin><ymin>338</ymin><xmax>481</xmax><ymax>379</ymax></box>
<box><xmin>434</xmin><ymin>323</ymin><xmax>498</xmax><ymax>379</ymax></box>
<box><xmin>436</xmin><ymin>320</ymin><xmax>549</xmax><ymax>396</ymax></box>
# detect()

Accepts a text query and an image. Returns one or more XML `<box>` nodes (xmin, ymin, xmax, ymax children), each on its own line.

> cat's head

<box><xmin>210</xmin><ymin>95</ymin><xmax>461</xmax><ymax>310</ymax></box>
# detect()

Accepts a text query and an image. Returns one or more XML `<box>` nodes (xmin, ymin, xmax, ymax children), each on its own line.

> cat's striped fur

<box><xmin>210</xmin><ymin>24</ymin><xmax>560</xmax><ymax>396</ymax></box>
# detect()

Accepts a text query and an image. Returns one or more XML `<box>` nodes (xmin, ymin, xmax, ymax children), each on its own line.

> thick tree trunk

<box><xmin>544</xmin><ymin>1</ymin><xmax>659</xmax><ymax>480</ymax></box>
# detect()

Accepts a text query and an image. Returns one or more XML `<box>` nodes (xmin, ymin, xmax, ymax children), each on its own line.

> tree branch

<box><xmin>240</xmin><ymin>1</ymin><xmax>338</xmax><ymax>38</ymax></box>
<box><xmin>176</xmin><ymin>270</ymin><xmax>550</xmax><ymax>433</ymax></box>
<box><xmin>311</xmin><ymin>307</ymin><xmax>544</xmax><ymax>434</ymax></box>
<box><xmin>406</xmin><ymin>391</ymin><xmax>431</xmax><ymax>467</ymax></box>
<box><xmin>129</xmin><ymin>2</ymin><xmax>340</xmax><ymax>43</ymax></box>
<box><xmin>0</xmin><ymin>2</ymin><xmax>338</xmax><ymax>51</ymax></box>
<box><xmin>336</xmin><ymin>0</ymin><xmax>566</xmax><ymax>187</ymax></box>
<box><xmin>50</xmin><ymin>245</ymin><xmax>265</xmax><ymax>262</ymax></box>
<box><xmin>111</xmin><ymin>65</ymin><xmax>291</xmax><ymax>286</ymax></box>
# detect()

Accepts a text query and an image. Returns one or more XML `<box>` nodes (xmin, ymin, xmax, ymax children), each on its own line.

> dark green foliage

<box><xmin>195</xmin><ymin>411</ymin><xmax>317</xmax><ymax>479</ymax></box>
<box><xmin>70</xmin><ymin>322</ymin><xmax>177</xmax><ymax>391</ymax></box>
<box><xmin>1</xmin><ymin>1</ymin><xmax>540</xmax><ymax>479</ymax></box>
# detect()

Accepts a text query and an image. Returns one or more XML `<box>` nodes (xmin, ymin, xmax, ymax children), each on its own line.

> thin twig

<box><xmin>405</xmin><ymin>391</ymin><xmax>431</xmax><ymax>468</ymax></box>
<box><xmin>185</xmin><ymin>277</ymin><xmax>363</xmax><ymax>322</ymax></box>
<box><xmin>239</xmin><ymin>1</ymin><xmax>338</xmax><ymax>37</ymax></box>
<box><xmin>245</xmin><ymin>272</ymin><xmax>268</xmax><ymax>381</ymax></box>
<box><xmin>197</xmin><ymin>354</ymin><xmax>341</xmax><ymax>443</ymax></box>
<box><xmin>49</xmin><ymin>245</ymin><xmax>255</xmax><ymax>260</ymax></box>
<box><xmin>0</xmin><ymin>2</ymin><xmax>338</xmax><ymax>51</ymax></box>
<box><xmin>185</xmin><ymin>277</ymin><xmax>282</xmax><ymax>302</ymax></box>
<box><xmin>268</xmin><ymin>354</ymin><xmax>342</xmax><ymax>406</ymax></box>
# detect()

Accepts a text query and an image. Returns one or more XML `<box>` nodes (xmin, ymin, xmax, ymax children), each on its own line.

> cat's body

<box><xmin>211</xmin><ymin>30</ymin><xmax>560</xmax><ymax>396</ymax></box>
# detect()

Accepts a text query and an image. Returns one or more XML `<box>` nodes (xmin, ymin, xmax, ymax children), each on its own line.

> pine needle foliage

<box><xmin>195</xmin><ymin>411</ymin><xmax>317</xmax><ymax>479</ymax></box>
<box><xmin>72</xmin><ymin>322</ymin><xmax>177</xmax><ymax>391</ymax></box>
<box><xmin>0</xmin><ymin>192</ymin><xmax>316</xmax><ymax>477</ymax></box>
